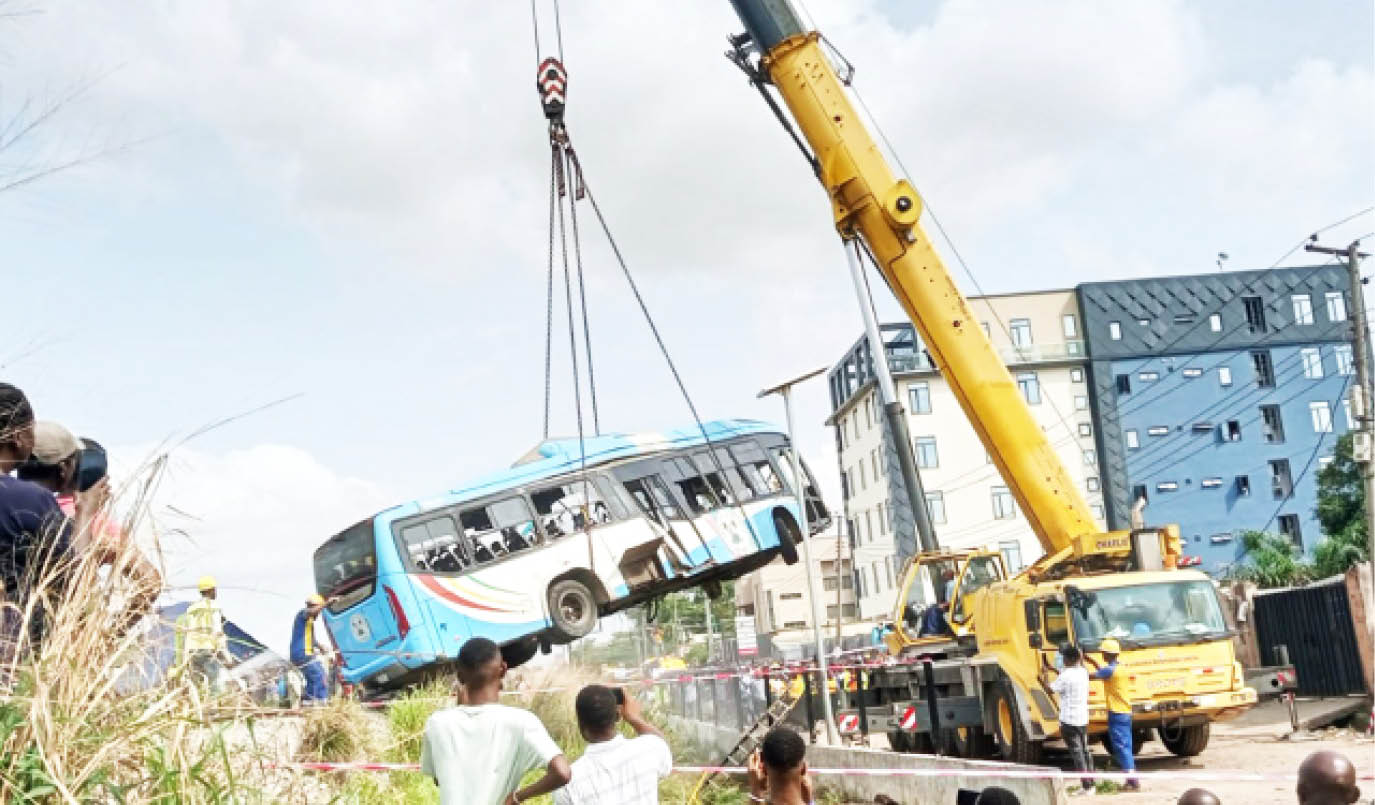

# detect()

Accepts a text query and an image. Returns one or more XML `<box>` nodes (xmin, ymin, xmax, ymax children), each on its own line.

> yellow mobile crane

<box><xmin>723</xmin><ymin>0</ymin><xmax>1257</xmax><ymax>762</ymax></box>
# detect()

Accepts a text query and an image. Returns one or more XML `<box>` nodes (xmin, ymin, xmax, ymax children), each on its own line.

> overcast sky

<box><xmin>3</xmin><ymin>0</ymin><xmax>1371</xmax><ymax>655</ymax></box>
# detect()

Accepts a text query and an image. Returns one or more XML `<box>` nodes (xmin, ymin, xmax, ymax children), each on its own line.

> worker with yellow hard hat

<box><xmin>175</xmin><ymin>575</ymin><xmax>232</xmax><ymax>695</ymax></box>
<box><xmin>1087</xmin><ymin>637</ymin><xmax>1139</xmax><ymax>791</ymax></box>
<box><xmin>291</xmin><ymin>591</ymin><xmax>333</xmax><ymax>705</ymax></box>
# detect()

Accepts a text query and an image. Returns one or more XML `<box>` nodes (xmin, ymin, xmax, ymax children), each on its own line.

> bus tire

<box><xmin>548</xmin><ymin>579</ymin><xmax>598</xmax><ymax>641</ymax></box>
<box><xmin>986</xmin><ymin>684</ymin><xmax>1043</xmax><ymax>765</ymax></box>
<box><xmin>773</xmin><ymin>511</ymin><xmax>800</xmax><ymax>565</ymax></box>
<box><xmin>501</xmin><ymin>637</ymin><xmax>539</xmax><ymax>669</ymax></box>
<box><xmin>1159</xmin><ymin>723</ymin><xmax>1210</xmax><ymax>757</ymax></box>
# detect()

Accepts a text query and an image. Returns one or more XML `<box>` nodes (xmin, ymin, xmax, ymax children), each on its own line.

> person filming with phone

<box><xmin>555</xmin><ymin>683</ymin><xmax>672</xmax><ymax>805</ymax></box>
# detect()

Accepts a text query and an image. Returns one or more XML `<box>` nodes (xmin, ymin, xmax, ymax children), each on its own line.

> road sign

<box><xmin>735</xmin><ymin>615</ymin><xmax>758</xmax><ymax>657</ymax></box>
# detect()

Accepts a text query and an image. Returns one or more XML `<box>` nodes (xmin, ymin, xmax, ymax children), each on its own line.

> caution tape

<box><xmin>272</xmin><ymin>761</ymin><xmax>1375</xmax><ymax>783</ymax></box>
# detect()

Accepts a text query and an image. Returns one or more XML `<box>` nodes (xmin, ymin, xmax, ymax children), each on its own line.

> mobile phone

<box><xmin>613</xmin><ymin>688</ymin><xmax>625</xmax><ymax>705</ymax></box>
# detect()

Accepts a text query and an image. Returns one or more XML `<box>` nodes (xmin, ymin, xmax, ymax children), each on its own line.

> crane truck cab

<box><xmin>884</xmin><ymin>549</ymin><xmax>1007</xmax><ymax>653</ymax></box>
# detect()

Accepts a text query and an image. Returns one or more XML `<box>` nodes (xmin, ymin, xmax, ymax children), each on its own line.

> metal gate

<box><xmin>1254</xmin><ymin>578</ymin><xmax>1366</xmax><ymax>696</ymax></box>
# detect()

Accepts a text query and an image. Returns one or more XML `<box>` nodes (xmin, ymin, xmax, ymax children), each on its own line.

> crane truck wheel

<box><xmin>1159</xmin><ymin>723</ymin><xmax>1210</xmax><ymax>757</ymax></box>
<box><xmin>947</xmin><ymin>725</ymin><xmax>995</xmax><ymax>759</ymax></box>
<box><xmin>773</xmin><ymin>511</ymin><xmax>801</xmax><ymax>565</ymax></box>
<box><xmin>986</xmin><ymin>684</ymin><xmax>1043</xmax><ymax>765</ymax></box>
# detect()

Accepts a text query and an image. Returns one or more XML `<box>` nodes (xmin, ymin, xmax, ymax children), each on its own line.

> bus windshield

<box><xmin>315</xmin><ymin>520</ymin><xmax>378</xmax><ymax>614</ymax></box>
<box><xmin>1069</xmin><ymin>580</ymin><xmax>1227</xmax><ymax>648</ymax></box>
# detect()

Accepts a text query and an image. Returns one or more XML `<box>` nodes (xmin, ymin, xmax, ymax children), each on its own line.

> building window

<box><xmin>1091</xmin><ymin>503</ymin><xmax>1105</xmax><ymax>520</ymax></box>
<box><xmin>1078</xmin><ymin>422</ymin><xmax>1092</xmax><ymax>437</ymax></box>
<box><xmin>1174</xmin><ymin>313</ymin><xmax>1196</xmax><ymax>325</ymax></box>
<box><xmin>915</xmin><ymin>436</ymin><xmax>939</xmax><ymax>468</ymax></box>
<box><xmin>1252</xmin><ymin>350</ymin><xmax>1275</xmax><ymax>387</ymax></box>
<box><xmin>1086</xmin><ymin>476</ymin><xmax>1100</xmax><ymax>492</ymax></box>
<box><xmin>1083</xmin><ymin>449</ymin><xmax>1097</xmax><ymax>466</ymax></box>
<box><xmin>1201</xmin><ymin>477</ymin><xmax>1222</xmax><ymax>489</ymax></box>
<box><xmin>1269</xmin><ymin>459</ymin><xmax>1293</xmax><ymax>499</ymax></box>
<box><xmin>1138</xmin><ymin>318</ymin><xmax>1151</xmax><ymax>327</ymax></box>
<box><xmin>1219</xmin><ymin>366</ymin><xmax>1233</xmax><ymax>386</ymax></box>
<box><xmin>925</xmin><ymin>491</ymin><xmax>946</xmax><ymax>525</ymax></box>
<box><xmin>981</xmin><ymin>322</ymin><xmax>991</xmax><ymax>337</ymax></box>
<box><xmin>1147</xmin><ymin>425</ymin><xmax>1170</xmax><ymax>437</ymax></box>
<box><xmin>909</xmin><ymin>382</ymin><xmax>932</xmax><ymax>414</ymax></box>
<box><xmin>1131</xmin><ymin>484</ymin><xmax>1148</xmax><ymax>503</ymax></box>
<box><xmin>1139</xmin><ymin>371</ymin><xmax>1159</xmax><ymax>382</ymax></box>
<box><xmin>1125</xmin><ymin>429</ymin><xmax>1140</xmax><ymax>449</ymax></box>
<box><xmin>1301</xmin><ymin>347</ymin><xmax>1324</xmax><ymax>379</ymax></box>
<box><xmin>1009</xmin><ymin>318</ymin><xmax>1033</xmax><ymax>347</ymax></box>
<box><xmin>1157</xmin><ymin>481</ymin><xmax>1179</xmax><ymax>492</ymax></box>
<box><xmin>1074</xmin><ymin>395</ymin><xmax>1089</xmax><ymax>410</ymax></box>
<box><xmin>1000</xmin><ymin>540</ymin><xmax>1024</xmax><ymax>572</ymax></box>
<box><xmin>780</xmin><ymin>592</ymin><xmax>803</xmax><ymax>601</ymax></box>
<box><xmin>1277</xmin><ymin>514</ymin><xmax>1302</xmax><ymax>546</ymax></box>
<box><xmin>1318</xmin><ymin>455</ymin><xmax>1335</xmax><ymax>470</ymax></box>
<box><xmin>1344</xmin><ymin>395</ymin><xmax>1356</xmax><ymax>428</ymax></box>
<box><xmin>1070</xmin><ymin>368</ymin><xmax>1084</xmax><ymax>383</ymax></box>
<box><xmin>1326</xmin><ymin>291</ymin><xmax>1348</xmax><ymax>322</ymax></box>
<box><xmin>1115</xmin><ymin>374</ymin><xmax>1131</xmax><ymax>395</ymax></box>
<box><xmin>1017</xmin><ymin>372</ymin><xmax>1041</xmax><ymax>405</ymax></box>
<box><xmin>1292</xmin><ymin>294</ymin><xmax>1314</xmax><ymax>325</ymax></box>
<box><xmin>1109</xmin><ymin>321</ymin><xmax>1122</xmax><ymax>340</ymax></box>
<box><xmin>1260</xmin><ymin>405</ymin><xmax>1285</xmax><ymax>443</ymax></box>
<box><xmin>1224</xmin><ymin>420</ymin><xmax>1242</xmax><ymax>441</ymax></box>
<box><xmin>1310</xmin><ymin>400</ymin><xmax>1333</xmax><ymax>433</ymax></box>
<box><xmin>1209</xmin><ymin>313</ymin><xmax>1222</xmax><ymax>332</ymax></box>
<box><xmin>859</xmin><ymin>462</ymin><xmax>867</xmax><ymax>490</ymax></box>
<box><xmin>1243</xmin><ymin>296</ymin><xmax>1267</xmax><ymax>333</ymax></box>
<box><xmin>1235</xmin><ymin>475</ymin><xmax>1251</xmax><ymax>496</ymax></box>
<box><xmin>1336</xmin><ymin>345</ymin><xmax>1355</xmax><ymax>376</ymax></box>
<box><xmin>1182</xmin><ymin>367</ymin><xmax>1203</xmax><ymax>378</ymax></box>
<box><xmin>991</xmin><ymin>486</ymin><xmax>1016</xmax><ymax>519</ymax></box>
<box><xmin>872</xmin><ymin>449</ymin><xmax>880</xmax><ymax>480</ymax></box>
<box><xmin>1062</xmin><ymin>314</ymin><xmax>1078</xmax><ymax>338</ymax></box>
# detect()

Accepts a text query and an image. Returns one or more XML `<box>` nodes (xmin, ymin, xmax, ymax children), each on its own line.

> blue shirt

<box><xmin>0</xmin><ymin>475</ymin><xmax>72</xmax><ymax>646</ymax></box>
<box><xmin>290</xmin><ymin>608</ymin><xmax>317</xmax><ymax>663</ymax></box>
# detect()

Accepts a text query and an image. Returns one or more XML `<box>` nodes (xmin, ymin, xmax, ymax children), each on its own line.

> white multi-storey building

<box><xmin>735</xmin><ymin>528</ymin><xmax>860</xmax><ymax>645</ymax></box>
<box><xmin>826</xmin><ymin>289</ymin><xmax>1106</xmax><ymax>620</ymax></box>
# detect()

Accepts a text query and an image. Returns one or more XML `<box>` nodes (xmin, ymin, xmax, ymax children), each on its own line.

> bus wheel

<box><xmin>548</xmin><ymin>579</ymin><xmax>598</xmax><ymax>641</ymax></box>
<box><xmin>986</xmin><ymin>684</ymin><xmax>1043</xmax><ymax>765</ymax></box>
<box><xmin>501</xmin><ymin>637</ymin><xmax>539</xmax><ymax>669</ymax></box>
<box><xmin>773</xmin><ymin>511</ymin><xmax>800</xmax><ymax>565</ymax></box>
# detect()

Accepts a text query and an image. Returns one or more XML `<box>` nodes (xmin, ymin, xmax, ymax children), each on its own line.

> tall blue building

<box><xmin>1078</xmin><ymin>266</ymin><xmax>1356</xmax><ymax>574</ymax></box>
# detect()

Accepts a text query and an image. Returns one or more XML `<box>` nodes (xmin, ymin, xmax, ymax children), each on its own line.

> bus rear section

<box><xmin>315</xmin><ymin>517</ymin><xmax>438</xmax><ymax>691</ymax></box>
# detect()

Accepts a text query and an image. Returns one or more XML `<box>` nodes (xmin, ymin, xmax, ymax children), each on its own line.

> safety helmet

<box><xmin>1099</xmin><ymin>637</ymin><xmax>1122</xmax><ymax>655</ymax></box>
<box><xmin>306</xmin><ymin>593</ymin><xmax>325</xmax><ymax>606</ymax></box>
<box><xmin>197</xmin><ymin>575</ymin><xmax>217</xmax><ymax>592</ymax></box>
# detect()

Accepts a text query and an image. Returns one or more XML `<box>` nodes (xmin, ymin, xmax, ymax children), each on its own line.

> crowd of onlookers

<box><xmin>422</xmin><ymin>635</ymin><xmax>1365</xmax><ymax>805</ymax></box>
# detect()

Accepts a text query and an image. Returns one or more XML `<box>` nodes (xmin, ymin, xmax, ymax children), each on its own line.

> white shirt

<box><xmin>1048</xmin><ymin>665</ymin><xmax>1090</xmax><ymax>727</ymax></box>
<box><xmin>553</xmin><ymin>733</ymin><xmax>672</xmax><ymax>805</ymax></box>
<box><xmin>420</xmin><ymin>704</ymin><xmax>563</xmax><ymax>805</ymax></box>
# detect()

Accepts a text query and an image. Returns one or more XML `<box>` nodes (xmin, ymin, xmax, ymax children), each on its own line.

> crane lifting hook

<box><xmin>537</xmin><ymin>57</ymin><xmax>568</xmax><ymax>122</ymax></box>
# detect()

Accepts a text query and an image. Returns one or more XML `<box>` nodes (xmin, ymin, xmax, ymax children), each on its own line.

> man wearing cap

<box><xmin>17</xmin><ymin>421</ymin><xmax>160</xmax><ymax>636</ymax></box>
<box><xmin>290</xmin><ymin>593</ymin><xmax>332</xmax><ymax>705</ymax></box>
<box><xmin>1087</xmin><ymin>638</ymin><xmax>1139</xmax><ymax>791</ymax></box>
<box><xmin>176</xmin><ymin>575</ymin><xmax>232</xmax><ymax>694</ymax></box>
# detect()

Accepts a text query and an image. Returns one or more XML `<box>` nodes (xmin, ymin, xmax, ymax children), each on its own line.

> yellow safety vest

<box><xmin>179</xmin><ymin>599</ymin><xmax>226</xmax><ymax>657</ymax></box>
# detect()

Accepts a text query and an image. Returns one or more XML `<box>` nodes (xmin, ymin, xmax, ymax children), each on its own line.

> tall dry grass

<box><xmin>0</xmin><ymin>454</ymin><xmax>317</xmax><ymax>802</ymax></box>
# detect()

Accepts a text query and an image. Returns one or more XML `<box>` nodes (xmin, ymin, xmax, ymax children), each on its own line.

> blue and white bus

<box><xmin>313</xmin><ymin>419</ymin><xmax>830</xmax><ymax>692</ymax></box>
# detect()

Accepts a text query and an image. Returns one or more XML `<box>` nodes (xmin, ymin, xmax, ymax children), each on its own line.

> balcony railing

<box><xmin>883</xmin><ymin>340</ymin><xmax>1085</xmax><ymax>374</ymax></box>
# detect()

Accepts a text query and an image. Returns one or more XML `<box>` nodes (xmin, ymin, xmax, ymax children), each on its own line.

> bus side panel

<box><xmin>412</xmin><ymin>565</ymin><xmax>551</xmax><ymax>646</ymax></box>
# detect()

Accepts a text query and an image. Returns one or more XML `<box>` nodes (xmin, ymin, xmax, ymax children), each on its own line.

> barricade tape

<box><xmin>272</xmin><ymin>761</ymin><xmax>1375</xmax><ymax>783</ymax></box>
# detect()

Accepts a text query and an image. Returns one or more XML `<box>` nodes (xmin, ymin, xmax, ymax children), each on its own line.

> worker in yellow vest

<box><xmin>1088</xmin><ymin>638</ymin><xmax>1140</xmax><ymax>792</ymax></box>
<box><xmin>291</xmin><ymin>594</ymin><xmax>332</xmax><ymax>705</ymax></box>
<box><xmin>175</xmin><ymin>576</ymin><xmax>231</xmax><ymax>694</ymax></box>
<box><xmin>787</xmin><ymin>672</ymin><xmax>805</xmax><ymax>700</ymax></box>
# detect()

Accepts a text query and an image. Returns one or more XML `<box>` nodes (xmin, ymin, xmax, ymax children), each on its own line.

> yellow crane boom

<box><xmin>727</xmin><ymin>4</ymin><xmax>1096</xmax><ymax>557</ymax></box>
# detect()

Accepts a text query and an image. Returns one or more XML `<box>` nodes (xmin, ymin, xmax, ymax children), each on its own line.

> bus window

<box><xmin>592</xmin><ymin>475</ymin><xmax>629</xmax><ymax>520</ymax></box>
<box><xmin>532</xmin><ymin>480</ymin><xmax>609</xmax><ymax>537</ymax></box>
<box><xmin>623</xmin><ymin>475</ymin><xmax>683</xmax><ymax>524</ymax></box>
<box><xmin>667</xmin><ymin>457</ymin><xmax>720</xmax><ymax>515</ymax></box>
<box><xmin>489</xmin><ymin>496</ymin><xmax>539</xmax><ymax>553</ymax></box>
<box><xmin>397</xmin><ymin>514</ymin><xmax>466</xmax><ymax>572</ymax></box>
<box><xmin>691</xmin><ymin>452</ymin><xmax>737</xmax><ymax>506</ymax></box>
<box><xmin>770</xmin><ymin>447</ymin><xmax>798</xmax><ymax>494</ymax></box>
<box><xmin>732</xmin><ymin>442</ymin><xmax>784</xmax><ymax>495</ymax></box>
<box><xmin>712</xmin><ymin>447</ymin><xmax>756</xmax><ymax>501</ymax></box>
<box><xmin>315</xmin><ymin>519</ymin><xmax>378</xmax><ymax>613</ymax></box>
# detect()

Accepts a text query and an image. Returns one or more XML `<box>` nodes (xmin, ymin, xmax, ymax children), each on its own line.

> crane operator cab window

<box><xmin>950</xmin><ymin>555</ymin><xmax>1005</xmax><ymax>625</ymax></box>
<box><xmin>900</xmin><ymin>558</ymin><xmax>961</xmax><ymax>639</ymax></box>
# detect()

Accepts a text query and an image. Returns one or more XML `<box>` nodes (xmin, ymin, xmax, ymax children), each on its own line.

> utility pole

<box><xmin>834</xmin><ymin>522</ymin><xmax>844</xmax><ymax>645</ymax></box>
<box><xmin>703</xmin><ymin>591</ymin><xmax>716</xmax><ymax>664</ymax></box>
<box><xmin>1305</xmin><ymin>238</ymin><xmax>1374</xmax><ymax>651</ymax></box>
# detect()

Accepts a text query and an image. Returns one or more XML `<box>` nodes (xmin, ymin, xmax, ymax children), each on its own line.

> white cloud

<box><xmin>113</xmin><ymin>444</ymin><xmax>395</xmax><ymax>657</ymax></box>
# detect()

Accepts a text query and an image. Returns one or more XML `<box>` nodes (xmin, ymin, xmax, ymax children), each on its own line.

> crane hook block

<box><xmin>881</xmin><ymin>179</ymin><xmax>922</xmax><ymax>230</ymax></box>
<box><xmin>537</xmin><ymin>57</ymin><xmax>568</xmax><ymax>121</ymax></box>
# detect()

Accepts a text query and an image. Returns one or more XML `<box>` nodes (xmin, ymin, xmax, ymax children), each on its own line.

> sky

<box><xmin>2</xmin><ymin>0</ymin><xmax>1371</xmax><ymax>655</ymax></box>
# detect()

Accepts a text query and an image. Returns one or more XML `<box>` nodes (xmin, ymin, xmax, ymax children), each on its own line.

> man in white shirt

<box><xmin>1047</xmin><ymin>644</ymin><xmax>1093</xmax><ymax>795</ymax></box>
<box><xmin>554</xmin><ymin>684</ymin><xmax>672</xmax><ymax>805</ymax></box>
<box><xmin>421</xmin><ymin>637</ymin><xmax>571</xmax><ymax>805</ymax></box>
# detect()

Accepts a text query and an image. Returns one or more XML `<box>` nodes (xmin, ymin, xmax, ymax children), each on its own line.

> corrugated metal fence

<box><xmin>1254</xmin><ymin>577</ymin><xmax>1366</xmax><ymax>696</ymax></box>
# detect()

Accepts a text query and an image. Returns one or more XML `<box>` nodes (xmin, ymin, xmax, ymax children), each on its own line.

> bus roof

<box><xmin>383</xmin><ymin>418</ymin><xmax>783</xmax><ymax>520</ymax></box>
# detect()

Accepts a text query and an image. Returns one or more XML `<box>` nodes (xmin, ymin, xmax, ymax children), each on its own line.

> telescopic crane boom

<box><xmin>726</xmin><ymin>0</ymin><xmax>1097</xmax><ymax>559</ymax></box>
